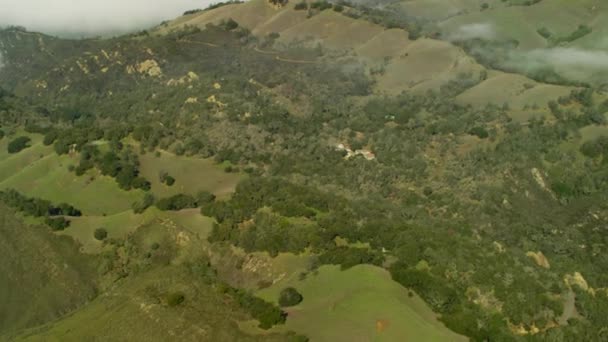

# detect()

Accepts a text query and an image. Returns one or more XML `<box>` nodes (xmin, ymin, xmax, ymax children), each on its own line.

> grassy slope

<box><xmin>64</xmin><ymin>208</ymin><xmax>215</xmax><ymax>254</ymax></box>
<box><xmin>159</xmin><ymin>0</ymin><xmax>580</xmax><ymax>106</ymax></box>
<box><xmin>0</xmin><ymin>204</ymin><xmax>97</xmax><ymax>336</ymax></box>
<box><xmin>138</xmin><ymin>149</ymin><xmax>244</xmax><ymax>200</ymax></box>
<box><xmin>256</xmin><ymin>265</ymin><xmax>467</xmax><ymax>342</ymax></box>
<box><xmin>11</xmin><ymin>265</ymin><xmax>294</xmax><ymax>342</ymax></box>
<box><xmin>455</xmin><ymin>71</ymin><xmax>574</xmax><ymax>112</ymax></box>
<box><xmin>0</xmin><ymin>134</ymin><xmax>143</xmax><ymax>215</ymax></box>
<box><xmin>10</xmin><ymin>213</ymin><xmax>291</xmax><ymax>342</ymax></box>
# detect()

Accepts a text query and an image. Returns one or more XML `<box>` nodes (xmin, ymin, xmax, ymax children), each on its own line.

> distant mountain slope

<box><xmin>158</xmin><ymin>0</ymin><xmax>584</xmax><ymax>113</ymax></box>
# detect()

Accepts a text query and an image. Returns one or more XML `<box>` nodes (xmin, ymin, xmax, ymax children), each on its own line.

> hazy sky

<box><xmin>0</xmin><ymin>0</ymin><xmax>216</xmax><ymax>37</ymax></box>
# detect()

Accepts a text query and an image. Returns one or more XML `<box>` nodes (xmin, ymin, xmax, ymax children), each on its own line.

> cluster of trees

<box><xmin>74</xmin><ymin>145</ymin><xmax>151</xmax><ymax>191</ymax></box>
<box><xmin>219</xmin><ymin>284</ymin><xmax>286</xmax><ymax>329</ymax></box>
<box><xmin>294</xmin><ymin>1</ymin><xmax>308</xmax><ymax>10</ymax></box>
<box><xmin>309</xmin><ymin>1</ymin><xmax>332</xmax><ymax>11</ymax></box>
<box><xmin>94</xmin><ymin>228</ymin><xmax>108</xmax><ymax>241</ymax></box>
<box><xmin>156</xmin><ymin>191</ymin><xmax>215</xmax><ymax>211</ymax></box>
<box><xmin>132</xmin><ymin>193</ymin><xmax>155</xmax><ymax>214</ymax></box>
<box><xmin>45</xmin><ymin>217</ymin><xmax>71</xmax><ymax>231</ymax></box>
<box><xmin>0</xmin><ymin>189</ymin><xmax>80</xmax><ymax>231</ymax></box>
<box><xmin>278</xmin><ymin>287</ymin><xmax>303</xmax><ymax>307</ymax></box>
<box><xmin>551</xmin><ymin>24</ymin><xmax>592</xmax><ymax>45</ymax></box>
<box><xmin>159</xmin><ymin>171</ymin><xmax>175</xmax><ymax>186</ymax></box>
<box><xmin>580</xmin><ymin>136</ymin><xmax>608</xmax><ymax>159</ymax></box>
<box><xmin>317</xmin><ymin>246</ymin><xmax>384</xmax><ymax>270</ymax></box>
<box><xmin>0</xmin><ymin>189</ymin><xmax>81</xmax><ymax>217</ymax></box>
<box><xmin>7</xmin><ymin>136</ymin><xmax>31</xmax><ymax>153</ymax></box>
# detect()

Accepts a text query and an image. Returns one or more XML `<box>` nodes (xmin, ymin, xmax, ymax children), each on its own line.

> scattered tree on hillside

<box><xmin>278</xmin><ymin>287</ymin><xmax>303</xmax><ymax>307</ymax></box>
<box><xmin>156</xmin><ymin>194</ymin><xmax>197</xmax><ymax>211</ymax></box>
<box><xmin>7</xmin><ymin>136</ymin><xmax>31</xmax><ymax>153</ymax></box>
<box><xmin>94</xmin><ymin>228</ymin><xmax>108</xmax><ymax>241</ymax></box>
<box><xmin>166</xmin><ymin>291</ymin><xmax>186</xmax><ymax>306</ymax></box>
<box><xmin>45</xmin><ymin>217</ymin><xmax>70</xmax><ymax>231</ymax></box>
<box><xmin>132</xmin><ymin>193</ymin><xmax>155</xmax><ymax>214</ymax></box>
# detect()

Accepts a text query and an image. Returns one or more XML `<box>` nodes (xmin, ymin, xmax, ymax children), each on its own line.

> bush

<box><xmin>7</xmin><ymin>136</ymin><xmax>31</xmax><ymax>153</ymax></box>
<box><xmin>220</xmin><ymin>286</ymin><xmax>286</xmax><ymax>329</ymax></box>
<box><xmin>94</xmin><ymin>228</ymin><xmax>108</xmax><ymax>241</ymax></box>
<box><xmin>223</xmin><ymin>18</ymin><xmax>239</xmax><ymax>31</ymax></box>
<box><xmin>0</xmin><ymin>189</ymin><xmax>82</xmax><ymax>217</ymax></box>
<box><xmin>46</xmin><ymin>217</ymin><xmax>70</xmax><ymax>231</ymax></box>
<box><xmin>197</xmin><ymin>191</ymin><xmax>216</xmax><ymax>204</ymax></box>
<box><xmin>183</xmin><ymin>9</ymin><xmax>202</xmax><ymax>15</ymax></box>
<box><xmin>43</xmin><ymin>130</ymin><xmax>58</xmax><ymax>145</ymax></box>
<box><xmin>165</xmin><ymin>176</ymin><xmax>175</xmax><ymax>186</ymax></box>
<box><xmin>132</xmin><ymin>193</ymin><xmax>155</xmax><ymax>214</ymax></box>
<box><xmin>310</xmin><ymin>1</ymin><xmax>332</xmax><ymax>10</ymax></box>
<box><xmin>156</xmin><ymin>194</ymin><xmax>197</xmax><ymax>211</ymax></box>
<box><xmin>294</xmin><ymin>1</ymin><xmax>308</xmax><ymax>10</ymax></box>
<box><xmin>469</xmin><ymin>126</ymin><xmax>489</xmax><ymax>139</ymax></box>
<box><xmin>166</xmin><ymin>291</ymin><xmax>186</xmax><ymax>306</ymax></box>
<box><xmin>278</xmin><ymin>287</ymin><xmax>303</xmax><ymax>307</ymax></box>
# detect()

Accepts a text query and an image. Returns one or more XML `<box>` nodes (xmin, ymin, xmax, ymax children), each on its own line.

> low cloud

<box><xmin>524</xmin><ymin>48</ymin><xmax>608</xmax><ymax>69</ymax></box>
<box><xmin>0</xmin><ymin>0</ymin><xmax>217</xmax><ymax>37</ymax></box>
<box><xmin>447</xmin><ymin>23</ymin><xmax>496</xmax><ymax>41</ymax></box>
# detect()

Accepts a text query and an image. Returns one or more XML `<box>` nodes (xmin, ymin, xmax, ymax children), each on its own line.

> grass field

<box><xmin>10</xmin><ymin>265</ymin><xmax>289</xmax><ymax>342</ymax></box>
<box><xmin>254</xmin><ymin>264</ymin><xmax>467</xmax><ymax>342</ymax></box>
<box><xmin>455</xmin><ymin>71</ymin><xmax>573</xmax><ymax>112</ymax></box>
<box><xmin>62</xmin><ymin>208</ymin><xmax>161</xmax><ymax>253</ymax></box>
<box><xmin>63</xmin><ymin>208</ymin><xmax>216</xmax><ymax>254</ymax></box>
<box><xmin>578</xmin><ymin>124</ymin><xmax>608</xmax><ymax>143</ymax></box>
<box><xmin>138</xmin><ymin>149</ymin><xmax>244</xmax><ymax>200</ymax></box>
<box><xmin>0</xmin><ymin>134</ymin><xmax>144</xmax><ymax>215</ymax></box>
<box><xmin>0</xmin><ymin>204</ymin><xmax>97</xmax><ymax>336</ymax></box>
<box><xmin>8</xmin><ymin>210</ymin><xmax>289</xmax><ymax>342</ymax></box>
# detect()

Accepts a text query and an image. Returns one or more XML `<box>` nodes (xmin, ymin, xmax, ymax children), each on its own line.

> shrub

<box><xmin>537</xmin><ymin>27</ymin><xmax>552</xmax><ymax>39</ymax></box>
<box><xmin>183</xmin><ymin>9</ymin><xmax>202</xmax><ymax>15</ymax></box>
<box><xmin>294</xmin><ymin>1</ymin><xmax>308</xmax><ymax>10</ymax></box>
<box><xmin>7</xmin><ymin>136</ymin><xmax>31</xmax><ymax>153</ymax></box>
<box><xmin>166</xmin><ymin>291</ymin><xmax>186</xmax><ymax>306</ymax></box>
<box><xmin>46</xmin><ymin>217</ymin><xmax>70</xmax><ymax>231</ymax></box>
<box><xmin>224</xmin><ymin>18</ymin><xmax>239</xmax><ymax>31</ymax></box>
<box><xmin>132</xmin><ymin>193</ymin><xmax>155</xmax><ymax>214</ymax></box>
<box><xmin>197</xmin><ymin>191</ymin><xmax>216</xmax><ymax>204</ymax></box>
<box><xmin>469</xmin><ymin>126</ymin><xmax>489</xmax><ymax>139</ymax></box>
<box><xmin>94</xmin><ymin>228</ymin><xmax>108</xmax><ymax>241</ymax></box>
<box><xmin>43</xmin><ymin>130</ymin><xmax>58</xmax><ymax>145</ymax></box>
<box><xmin>310</xmin><ymin>0</ymin><xmax>332</xmax><ymax>10</ymax></box>
<box><xmin>220</xmin><ymin>286</ymin><xmax>286</xmax><ymax>329</ymax></box>
<box><xmin>156</xmin><ymin>194</ymin><xmax>197</xmax><ymax>211</ymax></box>
<box><xmin>278</xmin><ymin>287</ymin><xmax>303</xmax><ymax>307</ymax></box>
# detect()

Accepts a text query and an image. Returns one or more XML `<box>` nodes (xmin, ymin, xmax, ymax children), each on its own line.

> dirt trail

<box><xmin>178</xmin><ymin>39</ymin><xmax>317</xmax><ymax>64</ymax></box>
<box><xmin>274</xmin><ymin>55</ymin><xmax>318</xmax><ymax>64</ymax></box>
<box><xmin>253</xmin><ymin>46</ymin><xmax>278</xmax><ymax>55</ymax></box>
<box><xmin>177</xmin><ymin>39</ymin><xmax>220</xmax><ymax>48</ymax></box>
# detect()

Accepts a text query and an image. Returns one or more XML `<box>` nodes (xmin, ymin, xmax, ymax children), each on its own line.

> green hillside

<box><xmin>0</xmin><ymin>204</ymin><xmax>97</xmax><ymax>336</ymax></box>
<box><xmin>2</xmin><ymin>0</ymin><xmax>608</xmax><ymax>341</ymax></box>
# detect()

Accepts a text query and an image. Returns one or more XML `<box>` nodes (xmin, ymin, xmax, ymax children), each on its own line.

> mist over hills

<box><xmin>0</xmin><ymin>0</ymin><xmax>215</xmax><ymax>37</ymax></box>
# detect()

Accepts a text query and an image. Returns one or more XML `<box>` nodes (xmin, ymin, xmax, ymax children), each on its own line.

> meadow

<box><xmin>255</xmin><ymin>264</ymin><xmax>467</xmax><ymax>342</ymax></box>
